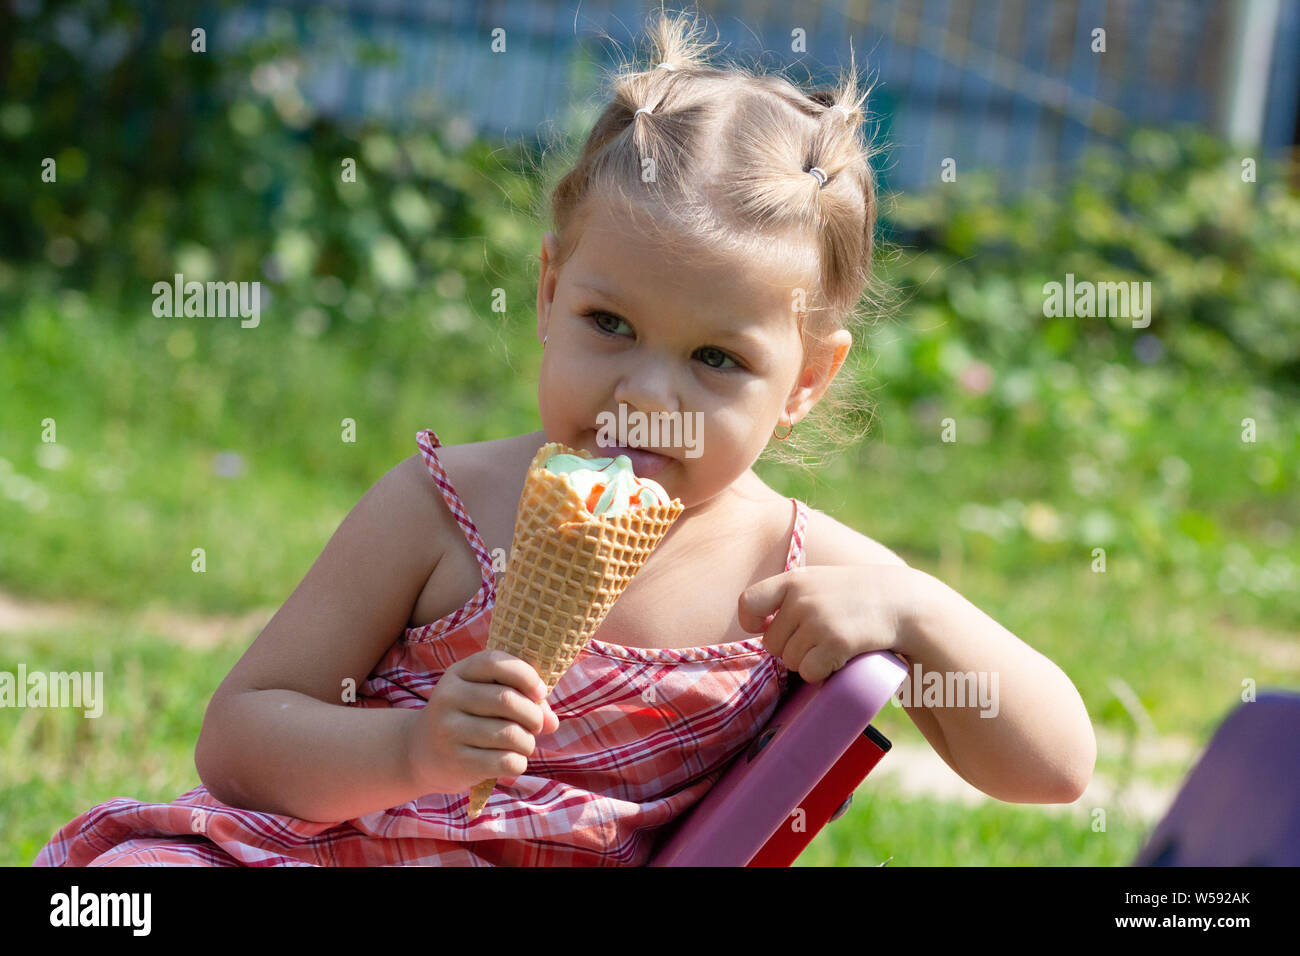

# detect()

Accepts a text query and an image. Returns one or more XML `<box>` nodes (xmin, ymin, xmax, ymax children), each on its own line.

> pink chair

<box><xmin>648</xmin><ymin>650</ymin><xmax>910</xmax><ymax>866</ymax></box>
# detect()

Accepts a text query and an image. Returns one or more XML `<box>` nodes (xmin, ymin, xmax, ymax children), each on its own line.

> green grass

<box><xmin>2</xmin><ymin>625</ymin><xmax>246</xmax><ymax>867</ymax></box>
<box><xmin>797</xmin><ymin>785</ymin><xmax>1148</xmax><ymax>867</ymax></box>
<box><xmin>2</xmin><ymin>284</ymin><xmax>1297</xmax><ymax>866</ymax></box>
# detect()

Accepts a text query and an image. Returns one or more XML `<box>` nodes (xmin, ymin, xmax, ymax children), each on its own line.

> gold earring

<box><xmin>773</xmin><ymin>419</ymin><xmax>794</xmax><ymax>441</ymax></box>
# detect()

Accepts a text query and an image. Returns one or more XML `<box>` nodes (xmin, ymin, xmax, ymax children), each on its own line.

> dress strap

<box><xmin>416</xmin><ymin>429</ymin><xmax>498</xmax><ymax>593</ymax></box>
<box><xmin>784</xmin><ymin>498</ymin><xmax>809</xmax><ymax>571</ymax></box>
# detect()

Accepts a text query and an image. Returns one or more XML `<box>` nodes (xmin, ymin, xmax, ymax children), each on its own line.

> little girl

<box><xmin>34</xmin><ymin>10</ymin><xmax>1094</xmax><ymax>867</ymax></box>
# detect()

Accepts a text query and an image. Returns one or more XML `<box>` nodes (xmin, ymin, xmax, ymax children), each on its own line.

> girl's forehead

<box><xmin>569</xmin><ymin>252</ymin><xmax>807</xmax><ymax>333</ymax></box>
<box><xmin>566</xmin><ymin>203</ymin><xmax>818</xmax><ymax>312</ymax></box>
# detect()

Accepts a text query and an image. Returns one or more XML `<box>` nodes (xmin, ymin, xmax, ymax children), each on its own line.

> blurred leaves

<box><xmin>884</xmin><ymin>127</ymin><xmax>1300</xmax><ymax>384</ymax></box>
<box><xmin>0</xmin><ymin>0</ymin><xmax>539</xmax><ymax>343</ymax></box>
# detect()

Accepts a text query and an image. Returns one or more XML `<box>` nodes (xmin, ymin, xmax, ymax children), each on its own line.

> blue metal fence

<box><xmin>223</xmin><ymin>0</ymin><xmax>1300</xmax><ymax>193</ymax></box>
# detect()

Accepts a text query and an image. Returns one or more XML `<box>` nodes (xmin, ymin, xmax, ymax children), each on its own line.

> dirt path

<box><xmin>870</xmin><ymin>732</ymin><xmax>1194</xmax><ymax>824</ymax></box>
<box><xmin>0</xmin><ymin>588</ymin><xmax>274</xmax><ymax>649</ymax></box>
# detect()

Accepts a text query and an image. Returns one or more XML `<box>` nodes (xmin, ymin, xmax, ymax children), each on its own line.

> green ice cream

<box><xmin>545</xmin><ymin>452</ymin><xmax>670</xmax><ymax>516</ymax></box>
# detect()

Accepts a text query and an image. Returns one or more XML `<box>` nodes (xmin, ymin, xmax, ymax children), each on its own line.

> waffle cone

<box><xmin>465</xmin><ymin>441</ymin><xmax>683</xmax><ymax>818</ymax></box>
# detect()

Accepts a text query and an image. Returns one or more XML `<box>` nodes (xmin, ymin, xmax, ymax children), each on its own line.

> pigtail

<box><xmin>620</xmin><ymin>6</ymin><xmax>718</xmax><ymax>132</ymax></box>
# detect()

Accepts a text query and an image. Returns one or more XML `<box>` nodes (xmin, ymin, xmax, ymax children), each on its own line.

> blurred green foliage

<box><xmin>4</xmin><ymin>2</ymin><xmax>1298</xmax><ymax>391</ymax></box>
<box><xmin>882</xmin><ymin>128</ymin><xmax>1300</xmax><ymax>387</ymax></box>
<box><xmin>0</xmin><ymin>0</ymin><xmax>541</xmax><ymax>336</ymax></box>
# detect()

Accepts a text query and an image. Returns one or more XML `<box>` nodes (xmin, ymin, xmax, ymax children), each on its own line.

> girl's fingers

<box><xmin>462</xmin><ymin>681</ymin><xmax>549</xmax><ymax>735</ymax></box>
<box><xmin>793</xmin><ymin>643</ymin><xmax>839</xmax><ymax>684</ymax></box>
<box><xmin>775</xmin><ymin>623</ymin><xmax>806</xmax><ymax>672</ymax></box>
<box><xmin>760</xmin><ymin>604</ymin><xmax>801</xmax><ymax>658</ymax></box>
<box><xmin>460</xmin><ymin>650</ymin><xmax>549</xmax><ymax>702</ymax></box>
<box><xmin>461</xmin><ymin>715</ymin><xmax>537</xmax><ymax>756</ymax></box>
<box><xmin>459</xmin><ymin>743</ymin><xmax>528</xmax><ymax>779</ymax></box>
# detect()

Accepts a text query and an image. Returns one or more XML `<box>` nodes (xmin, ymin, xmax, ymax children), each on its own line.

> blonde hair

<box><xmin>531</xmin><ymin>4</ymin><xmax>888</xmax><ymax>470</ymax></box>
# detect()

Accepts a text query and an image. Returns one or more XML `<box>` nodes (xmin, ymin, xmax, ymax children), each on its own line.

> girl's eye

<box><xmin>695</xmin><ymin>347</ymin><xmax>737</xmax><ymax>370</ymax></box>
<box><xmin>589</xmin><ymin>311</ymin><xmax>631</xmax><ymax>336</ymax></box>
<box><xmin>583</xmin><ymin>311</ymin><xmax>742</xmax><ymax>371</ymax></box>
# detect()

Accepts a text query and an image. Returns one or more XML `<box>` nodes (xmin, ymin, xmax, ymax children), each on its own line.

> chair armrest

<box><xmin>648</xmin><ymin>650</ymin><xmax>909</xmax><ymax>866</ymax></box>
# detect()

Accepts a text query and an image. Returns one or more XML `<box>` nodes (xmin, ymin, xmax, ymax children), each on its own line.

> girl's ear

<box><xmin>823</xmin><ymin>332</ymin><xmax>852</xmax><ymax>384</ymax></box>
<box><xmin>537</xmin><ymin>232</ymin><xmax>560</xmax><ymax>345</ymax></box>
<box><xmin>785</xmin><ymin>330</ymin><xmax>852</xmax><ymax>423</ymax></box>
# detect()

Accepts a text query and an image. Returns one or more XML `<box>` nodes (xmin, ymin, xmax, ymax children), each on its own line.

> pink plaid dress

<box><xmin>33</xmin><ymin>429</ymin><xmax>806</xmax><ymax>866</ymax></box>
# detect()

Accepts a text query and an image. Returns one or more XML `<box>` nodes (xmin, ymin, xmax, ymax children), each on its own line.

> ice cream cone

<box><xmin>465</xmin><ymin>441</ymin><xmax>683</xmax><ymax>819</ymax></box>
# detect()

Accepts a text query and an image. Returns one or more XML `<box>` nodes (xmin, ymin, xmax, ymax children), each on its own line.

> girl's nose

<box><xmin>613</xmin><ymin>360</ymin><xmax>679</xmax><ymax>416</ymax></box>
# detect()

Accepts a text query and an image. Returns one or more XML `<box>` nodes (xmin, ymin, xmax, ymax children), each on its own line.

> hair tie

<box><xmin>807</xmin><ymin>166</ymin><xmax>828</xmax><ymax>187</ymax></box>
<box><xmin>655</xmin><ymin>62</ymin><xmax>675</xmax><ymax>71</ymax></box>
<box><xmin>635</xmin><ymin>107</ymin><xmax>652</xmax><ymax>118</ymax></box>
<box><xmin>829</xmin><ymin>104</ymin><xmax>851</xmax><ymax>122</ymax></box>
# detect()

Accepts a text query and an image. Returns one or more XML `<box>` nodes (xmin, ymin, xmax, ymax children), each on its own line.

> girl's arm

<box><xmin>199</xmin><ymin>690</ymin><xmax>424</xmax><ymax>822</ymax></box>
<box><xmin>195</xmin><ymin>453</ymin><xmax>450</xmax><ymax>823</ymax></box>
<box><xmin>897</xmin><ymin>568</ymin><xmax>1097</xmax><ymax>805</ymax></box>
<box><xmin>740</xmin><ymin>509</ymin><xmax>1095</xmax><ymax>806</ymax></box>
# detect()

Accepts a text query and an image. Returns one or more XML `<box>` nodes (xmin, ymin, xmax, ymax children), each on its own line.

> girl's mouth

<box><xmin>610</xmin><ymin>446</ymin><xmax>672</xmax><ymax>477</ymax></box>
<box><xmin>584</xmin><ymin>436</ymin><xmax>673</xmax><ymax>477</ymax></box>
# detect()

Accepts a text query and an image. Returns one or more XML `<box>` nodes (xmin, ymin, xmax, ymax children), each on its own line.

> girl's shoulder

<box><xmin>408</xmin><ymin>429</ymin><xmax>549</xmax><ymax>561</ymax></box>
<box><xmin>466</xmin><ymin>429</ymin><xmax>549</xmax><ymax>467</ymax></box>
<box><xmin>799</xmin><ymin>505</ymin><xmax>910</xmax><ymax>569</ymax></box>
<box><xmin>725</xmin><ymin>466</ymin><xmax>906</xmax><ymax>570</ymax></box>
<box><xmin>412</xmin><ymin>430</ymin><xmax>547</xmax><ymax>495</ymax></box>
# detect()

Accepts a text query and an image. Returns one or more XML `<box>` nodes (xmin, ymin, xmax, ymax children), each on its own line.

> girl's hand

<box><xmin>737</xmin><ymin>565</ymin><xmax>920</xmax><ymax>684</ymax></box>
<box><xmin>405</xmin><ymin>650</ymin><xmax>560</xmax><ymax>797</ymax></box>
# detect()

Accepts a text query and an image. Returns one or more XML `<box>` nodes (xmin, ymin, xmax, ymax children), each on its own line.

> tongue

<box><xmin>612</xmin><ymin>446</ymin><xmax>669</xmax><ymax>477</ymax></box>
